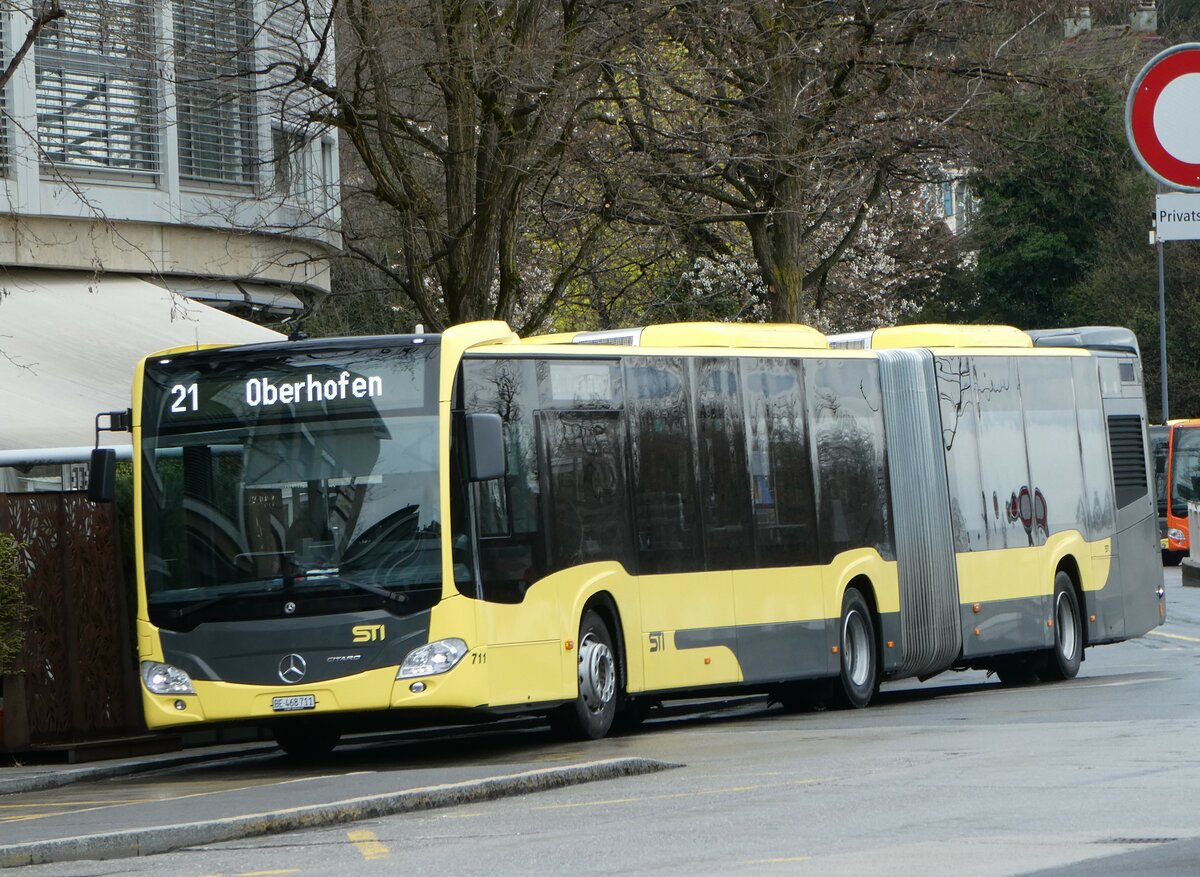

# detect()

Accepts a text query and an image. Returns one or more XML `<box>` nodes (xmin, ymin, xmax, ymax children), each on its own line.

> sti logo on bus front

<box><xmin>352</xmin><ymin>624</ymin><xmax>386</xmax><ymax>643</ymax></box>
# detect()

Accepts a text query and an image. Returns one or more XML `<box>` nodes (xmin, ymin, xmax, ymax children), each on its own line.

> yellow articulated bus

<box><xmin>91</xmin><ymin>321</ymin><xmax>1164</xmax><ymax>757</ymax></box>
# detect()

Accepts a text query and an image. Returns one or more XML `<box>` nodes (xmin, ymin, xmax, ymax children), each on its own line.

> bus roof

<box><xmin>399</xmin><ymin>320</ymin><xmax>1138</xmax><ymax>360</ymax></box>
<box><xmin>828</xmin><ymin>324</ymin><xmax>1032</xmax><ymax>349</ymax></box>
<box><xmin>523</xmin><ymin>322</ymin><xmax>829</xmax><ymax>350</ymax></box>
<box><xmin>827</xmin><ymin>324</ymin><xmax>1141</xmax><ymax>356</ymax></box>
<box><xmin>1026</xmin><ymin>326</ymin><xmax>1140</xmax><ymax>355</ymax></box>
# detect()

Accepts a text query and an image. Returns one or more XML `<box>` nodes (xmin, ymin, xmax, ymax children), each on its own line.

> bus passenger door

<box><xmin>485</xmin><ymin>408</ymin><xmax>638</xmax><ymax>707</ymax></box>
<box><xmin>625</xmin><ymin>357</ymin><xmax>739</xmax><ymax>693</ymax></box>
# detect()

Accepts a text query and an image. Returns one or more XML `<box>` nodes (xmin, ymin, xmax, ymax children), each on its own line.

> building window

<box><xmin>0</xmin><ymin>11</ymin><xmax>8</xmax><ymax>176</ymax></box>
<box><xmin>320</xmin><ymin>138</ymin><xmax>335</xmax><ymax>212</ymax></box>
<box><xmin>272</xmin><ymin>126</ymin><xmax>306</xmax><ymax>197</ymax></box>
<box><xmin>174</xmin><ymin>0</ymin><xmax>257</xmax><ymax>185</ymax></box>
<box><xmin>34</xmin><ymin>0</ymin><xmax>160</xmax><ymax>177</ymax></box>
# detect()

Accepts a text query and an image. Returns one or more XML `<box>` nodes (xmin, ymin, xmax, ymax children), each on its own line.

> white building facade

<box><xmin>0</xmin><ymin>0</ymin><xmax>338</xmax><ymax>316</ymax></box>
<box><xmin>0</xmin><ymin>0</ymin><xmax>338</xmax><ymax>461</ymax></box>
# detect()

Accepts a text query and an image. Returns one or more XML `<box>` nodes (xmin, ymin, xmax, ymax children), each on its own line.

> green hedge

<box><xmin>0</xmin><ymin>533</ymin><xmax>30</xmax><ymax>675</ymax></box>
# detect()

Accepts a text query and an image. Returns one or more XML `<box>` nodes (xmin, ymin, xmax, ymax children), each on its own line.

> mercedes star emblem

<box><xmin>278</xmin><ymin>653</ymin><xmax>307</xmax><ymax>684</ymax></box>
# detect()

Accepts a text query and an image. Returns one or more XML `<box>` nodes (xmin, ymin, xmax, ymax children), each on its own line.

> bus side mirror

<box><xmin>88</xmin><ymin>448</ymin><xmax>117</xmax><ymax>503</ymax></box>
<box><xmin>465</xmin><ymin>412</ymin><xmax>505</xmax><ymax>482</ymax></box>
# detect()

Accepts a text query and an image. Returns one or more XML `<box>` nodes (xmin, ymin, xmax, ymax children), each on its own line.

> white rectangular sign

<box><xmin>1156</xmin><ymin>192</ymin><xmax>1200</xmax><ymax>241</ymax></box>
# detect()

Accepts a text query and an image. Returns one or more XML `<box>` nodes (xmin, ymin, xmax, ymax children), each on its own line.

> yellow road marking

<box><xmin>0</xmin><ymin>813</ymin><xmax>79</xmax><ymax>824</ymax></box>
<box><xmin>0</xmin><ymin>780</ymin><xmax>315</xmax><ymax>826</ymax></box>
<box><xmin>0</xmin><ymin>800</ymin><xmax>145</xmax><ymax>808</ymax></box>
<box><xmin>534</xmin><ymin>778</ymin><xmax>822</xmax><ymax>811</ymax></box>
<box><xmin>348</xmin><ymin>829</ymin><xmax>390</xmax><ymax>861</ymax></box>
<box><xmin>0</xmin><ymin>800</ymin><xmax>161</xmax><ymax>824</ymax></box>
<box><xmin>1149</xmin><ymin>630</ymin><xmax>1200</xmax><ymax>644</ymax></box>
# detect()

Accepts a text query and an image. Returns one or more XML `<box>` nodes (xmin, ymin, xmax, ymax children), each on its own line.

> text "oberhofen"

<box><xmin>245</xmin><ymin>372</ymin><xmax>384</xmax><ymax>407</ymax></box>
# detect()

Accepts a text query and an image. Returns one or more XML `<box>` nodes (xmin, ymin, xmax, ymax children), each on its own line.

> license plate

<box><xmin>272</xmin><ymin>695</ymin><xmax>316</xmax><ymax>712</ymax></box>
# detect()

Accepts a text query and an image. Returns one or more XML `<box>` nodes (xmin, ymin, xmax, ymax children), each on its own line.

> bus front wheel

<box><xmin>834</xmin><ymin>588</ymin><xmax>879</xmax><ymax>709</ymax></box>
<box><xmin>550</xmin><ymin>609</ymin><xmax>618</xmax><ymax>740</ymax></box>
<box><xmin>1042</xmin><ymin>571</ymin><xmax>1082</xmax><ymax>681</ymax></box>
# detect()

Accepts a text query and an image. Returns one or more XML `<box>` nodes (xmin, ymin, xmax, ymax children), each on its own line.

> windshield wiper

<box><xmin>298</xmin><ymin>569</ymin><xmax>410</xmax><ymax>612</ymax></box>
<box><xmin>156</xmin><ymin>581</ymin><xmax>285</xmax><ymax>629</ymax></box>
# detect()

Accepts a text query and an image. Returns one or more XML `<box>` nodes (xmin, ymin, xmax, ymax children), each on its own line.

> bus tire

<box><xmin>274</xmin><ymin>720</ymin><xmax>341</xmax><ymax>761</ymax></box>
<box><xmin>1042</xmin><ymin>571</ymin><xmax>1082</xmax><ymax>681</ymax></box>
<box><xmin>550</xmin><ymin>609</ymin><xmax>618</xmax><ymax>740</ymax></box>
<box><xmin>833</xmin><ymin>588</ymin><xmax>878</xmax><ymax>709</ymax></box>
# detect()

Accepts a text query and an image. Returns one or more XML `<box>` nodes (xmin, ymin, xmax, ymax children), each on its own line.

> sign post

<box><xmin>1126</xmin><ymin>43</ymin><xmax>1200</xmax><ymax>421</ymax></box>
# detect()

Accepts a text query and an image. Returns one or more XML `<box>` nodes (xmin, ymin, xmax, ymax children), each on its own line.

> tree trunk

<box><xmin>748</xmin><ymin>176</ymin><xmax>808</xmax><ymax>324</ymax></box>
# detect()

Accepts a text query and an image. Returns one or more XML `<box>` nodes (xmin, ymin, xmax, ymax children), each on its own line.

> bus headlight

<box><xmin>397</xmin><ymin>638</ymin><xmax>468</xmax><ymax>679</ymax></box>
<box><xmin>1168</xmin><ymin>528</ymin><xmax>1185</xmax><ymax>542</ymax></box>
<box><xmin>141</xmin><ymin>661</ymin><xmax>196</xmax><ymax>695</ymax></box>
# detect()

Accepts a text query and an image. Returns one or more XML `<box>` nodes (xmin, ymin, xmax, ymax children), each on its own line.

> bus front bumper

<box><xmin>141</xmin><ymin>658</ymin><xmax>490</xmax><ymax>728</ymax></box>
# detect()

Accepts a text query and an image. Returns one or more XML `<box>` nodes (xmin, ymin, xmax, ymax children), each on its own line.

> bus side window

<box><xmin>625</xmin><ymin>357</ymin><xmax>702</xmax><ymax>575</ymax></box>
<box><xmin>1019</xmin><ymin>357</ymin><xmax>1084</xmax><ymax>542</ymax></box>
<box><xmin>695</xmin><ymin>359</ymin><xmax>752</xmax><ymax>571</ymax></box>
<box><xmin>475</xmin><ymin>478</ymin><xmax>508</xmax><ymax>537</ymax></box>
<box><xmin>741</xmin><ymin>358</ymin><xmax>818</xmax><ymax>567</ymax></box>
<box><xmin>934</xmin><ymin>355</ymin><xmax>985</xmax><ymax>552</ymax></box>
<box><xmin>805</xmin><ymin>358</ymin><xmax>893</xmax><ymax>562</ymax></box>
<box><xmin>538</xmin><ymin>409</ymin><xmax>633</xmax><ymax>572</ymax></box>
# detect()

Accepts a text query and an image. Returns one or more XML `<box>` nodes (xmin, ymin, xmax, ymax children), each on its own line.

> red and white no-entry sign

<box><xmin>1126</xmin><ymin>43</ymin><xmax>1200</xmax><ymax>192</ymax></box>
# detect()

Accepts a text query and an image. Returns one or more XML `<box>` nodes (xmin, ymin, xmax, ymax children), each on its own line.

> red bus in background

<box><xmin>1159</xmin><ymin>420</ymin><xmax>1200</xmax><ymax>565</ymax></box>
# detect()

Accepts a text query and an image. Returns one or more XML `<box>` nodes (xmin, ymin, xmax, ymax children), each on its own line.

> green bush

<box><xmin>0</xmin><ymin>533</ymin><xmax>30</xmax><ymax>675</ymax></box>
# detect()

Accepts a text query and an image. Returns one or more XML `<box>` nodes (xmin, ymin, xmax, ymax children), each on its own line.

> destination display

<box><xmin>143</xmin><ymin>343</ymin><xmax>439</xmax><ymax>430</ymax></box>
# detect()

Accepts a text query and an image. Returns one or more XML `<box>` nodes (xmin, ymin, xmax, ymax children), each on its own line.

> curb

<box><xmin>0</xmin><ymin>756</ymin><xmax>679</xmax><ymax>868</ymax></box>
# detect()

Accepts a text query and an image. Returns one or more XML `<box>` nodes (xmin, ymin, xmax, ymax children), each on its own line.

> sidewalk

<box><xmin>0</xmin><ymin>740</ymin><xmax>675</xmax><ymax>868</ymax></box>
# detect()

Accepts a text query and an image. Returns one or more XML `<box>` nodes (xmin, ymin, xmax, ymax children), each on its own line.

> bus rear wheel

<box><xmin>550</xmin><ymin>609</ymin><xmax>618</xmax><ymax>740</ymax></box>
<box><xmin>1042</xmin><ymin>571</ymin><xmax>1082</xmax><ymax>681</ymax></box>
<box><xmin>834</xmin><ymin>588</ymin><xmax>878</xmax><ymax>709</ymax></box>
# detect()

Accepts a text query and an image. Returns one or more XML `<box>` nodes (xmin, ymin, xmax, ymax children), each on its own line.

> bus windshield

<box><xmin>1151</xmin><ymin>424</ymin><xmax>1168</xmax><ymax>516</ymax></box>
<box><xmin>1170</xmin><ymin>425</ymin><xmax>1200</xmax><ymax>517</ymax></box>
<box><xmin>139</xmin><ymin>342</ymin><xmax>452</xmax><ymax>629</ymax></box>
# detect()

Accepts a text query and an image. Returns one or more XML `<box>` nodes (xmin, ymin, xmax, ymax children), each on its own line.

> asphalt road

<box><xmin>9</xmin><ymin>565</ymin><xmax>1200</xmax><ymax>876</ymax></box>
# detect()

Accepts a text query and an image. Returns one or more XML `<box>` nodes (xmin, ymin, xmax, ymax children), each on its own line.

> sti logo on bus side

<box><xmin>352</xmin><ymin>624</ymin><xmax>386</xmax><ymax>643</ymax></box>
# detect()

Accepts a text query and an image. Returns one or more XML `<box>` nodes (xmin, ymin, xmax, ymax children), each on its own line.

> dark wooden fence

<box><xmin>0</xmin><ymin>492</ymin><xmax>144</xmax><ymax>753</ymax></box>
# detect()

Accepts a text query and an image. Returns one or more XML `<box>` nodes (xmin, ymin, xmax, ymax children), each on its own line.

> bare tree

<box><xmin>601</xmin><ymin>0</ymin><xmax>1083</xmax><ymax>323</ymax></box>
<box><xmin>267</xmin><ymin>0</ymin><xmax>1141</xmax><ymax>333</ymax></box>
<box><xmin>271</xmin><ymin>0</ymin><xmax>646</xmax><ymax>332</ymax></box>
<box><xmin>0</xmin><ymin>1</ymin><xmax>65</xmax><ymax>90</ymax></box>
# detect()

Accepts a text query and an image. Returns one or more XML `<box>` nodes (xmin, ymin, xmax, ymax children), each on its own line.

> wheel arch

<box><xmin>1054</xmin><ymin>555</ymin><xmax>1088</xmax><ymax>649</ymax></box>
<box><xmin>840</xmin><ymin>573</ymin><xmax>885</xmax><ymax>675</ymax></box>
<box><xmin>580</xmin><ymin>590</ymin><xmax>629</xmax><ymax>694</ymax></box>
<box><xmin>844</xmin><ymin>574</ymin><xmax>881</xmax><ymax>640</ymax></box>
